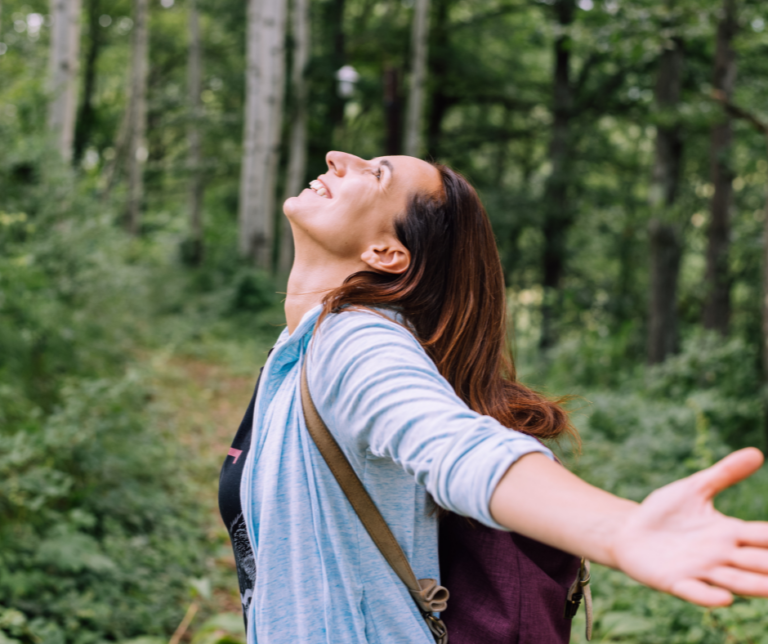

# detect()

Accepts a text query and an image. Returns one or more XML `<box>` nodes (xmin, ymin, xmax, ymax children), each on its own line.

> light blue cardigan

<box><xmin>239</xmin><ymin>305</ymin><xmax>554</xmax><ymax>644</ymax></box>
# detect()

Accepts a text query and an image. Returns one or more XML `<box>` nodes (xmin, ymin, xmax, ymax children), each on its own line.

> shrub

<box><xmin>0</xmin><ymin>165</ymin><xmax>209</xmax><ymax>643</ymax></box>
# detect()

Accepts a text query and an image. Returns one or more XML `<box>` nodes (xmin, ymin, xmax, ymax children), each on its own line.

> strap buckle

<box><xmin>563</xmin><ymin>591</ymin><xmax>584</xmax><ymax>619</ymax></box>
<box><xmin>424</xmin><ymin>614</ymin><xmax>448</xmax><ymax>644</ymax></box>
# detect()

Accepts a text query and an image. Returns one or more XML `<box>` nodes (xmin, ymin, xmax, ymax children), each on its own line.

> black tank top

<box><xmin>218</xmin><ymin>367</ymin><xmax>263</xmax><ymax>628</ymax></box>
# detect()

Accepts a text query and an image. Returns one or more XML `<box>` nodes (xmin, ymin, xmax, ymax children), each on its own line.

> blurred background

<box><xmin>2</xmin><ymin>0</ymin><xmax>768</xmax><ymax>642</ymax></box>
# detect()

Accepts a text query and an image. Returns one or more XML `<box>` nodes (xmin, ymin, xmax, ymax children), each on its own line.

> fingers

<box><xmin>670</xmin><ymin>579</ymin><xmax>733</xmax><ymax>607</ymax></box>
<box><xmin>737</xmin><ymin>522</ymin><xmax>768</xmax><ymax>548</ymax></box>
<box><xmin>693</xmin><ymin>448</ymin><xmax>764</xmax><ymax>498</ymax></box>
<box><xmin>706</xmin><ymin>566</ymin><xmax>768</xmax><ymax>598</ymax></box>
<box><xmin>729</xmin><ymin>546</ymin><xmax>768</xmax><ymax>573</ymax></box>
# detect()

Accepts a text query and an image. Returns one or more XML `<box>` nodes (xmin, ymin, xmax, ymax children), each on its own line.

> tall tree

<box><xmin>703</xmin><ymin>0</ymin><xmax>738</xmax><ymax>334</ymax></box>
<box><xmin>539</xmin><ymin>0</ymin><xmax>575</xmax><ymax>350</ymax></box>
<box><xmin>404</xmin><ymin>0</ymin><xmax>430</xmax><ymax>157</ymax></box>
<box><xmin>186</xmin><ymin>0</ymin><xmax>204</xmax><ymax>265</ymax></box>
<box><xmin>48</xmin><ymin>0</ymin><xmax>82</xmax><ymax>161</ymax></box>
<box><xmin>126</xmin><ymin>0</ymin><xmax>148</xmax><ymax>235</ymax></box>
<box><xmin>384</xmin><ymin>67</ymin><xmax>401</xmax><ymax>156</ymax></box>
<box><xmin>239</xmin><ymin>0</ymin><xmax>287</xmax><ymax>268</ymax></box>
<box><xmin>425</xmin><ymin>0</ymin><xmax>451</xmax><ymax>160</ymax></box>
<box><xmin>73</xmin><ymin>0</ymin><xmax>102</xmax><ymax>163</ymax></box>
<box><xmin>647</xmin><ymin>24</ymin><xmax>685</xmax><ymax>364</ymax></box>
<box><xmin>710</xmin><ymin>92</ymin><xmax>768</xmax><ymax>445</ymax></box>
<box><xmin>280</xmin><ymin>0</ymin><xmax>311</xmax><ymax>274</ymax></box>
<box><xmin>326</xmin><ymin>0</ymin><xmax>346</xmax><ymax>137</ymax></box>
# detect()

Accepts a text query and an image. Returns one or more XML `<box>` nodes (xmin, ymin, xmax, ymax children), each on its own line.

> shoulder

<box><xmin>314</xmin><ymin>307</ymin><xmax>422</xmax><ymax>354</ymax></box>
<box><xmin>307</xmin><ymin>307</ymin><xmax>437</xmax><ymax>386</ymax></box>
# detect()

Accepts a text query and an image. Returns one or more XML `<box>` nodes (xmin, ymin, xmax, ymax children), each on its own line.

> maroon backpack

<box><xmin>439</xmin><ymin>512</ymin><xmax>582</xmax><ymax>643</ymax></box>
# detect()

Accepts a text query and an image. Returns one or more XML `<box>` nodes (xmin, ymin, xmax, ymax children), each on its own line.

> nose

<box><xmin>326</xmin><ymin>151</ymin><xmax>365</xmax><ymax>177</ymax></box>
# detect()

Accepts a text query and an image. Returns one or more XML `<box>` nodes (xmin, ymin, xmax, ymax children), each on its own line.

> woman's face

<box><xmin>284</xmin><ymin>152</ymin><xmax>442</xmax><ymax>267</ymax></box>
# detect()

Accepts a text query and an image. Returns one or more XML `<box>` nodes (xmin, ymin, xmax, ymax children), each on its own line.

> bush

<box><xmin>551</xmin><ymin>330</ymin><xmax>768</xmax><ymax>643</ymax></box>
<box><xmin>0</xmin><ymin>164</ymin><xmax>209</xmax><ymax>643</ymax></box>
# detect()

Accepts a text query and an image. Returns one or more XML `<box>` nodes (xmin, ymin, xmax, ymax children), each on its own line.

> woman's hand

<box><xmin>611</xmin><ymin>447</ymin><xmax>768</xmax><ymax>606</ymax></box>
<box><xmin>490</xmin><ymin>448</ymin><xmax>768</xmax><ymax>606</ymax></box>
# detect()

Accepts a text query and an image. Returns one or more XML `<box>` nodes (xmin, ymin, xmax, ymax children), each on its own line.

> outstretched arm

<box><xmin>489</xmin><ymin>447</ymin><xmax>768</xmax><ymax>606</ymax></box>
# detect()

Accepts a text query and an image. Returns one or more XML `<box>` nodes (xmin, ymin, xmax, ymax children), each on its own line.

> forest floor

<box><xmin>148</xmin><ymin>347</ymin><xmax>264</xmax><ymax>643</ymax></box>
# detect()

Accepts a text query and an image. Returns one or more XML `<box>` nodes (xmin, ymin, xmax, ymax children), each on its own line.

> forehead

<box><xmin>374</xmin><ymin>155</ymin><xmax>442</xmax><ymax>194</ymax></box>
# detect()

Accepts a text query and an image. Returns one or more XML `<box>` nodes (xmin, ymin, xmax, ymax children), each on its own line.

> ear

<box><xmin>360</xmin><ymin>240</ymin><xmax>410</xmax><ymax>275</ymax></box>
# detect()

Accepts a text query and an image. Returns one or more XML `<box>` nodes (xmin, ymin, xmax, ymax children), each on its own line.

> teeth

<box><xmin>309</xmin><ymin>179</ymin><xmax>329</xmax><ymax>198</ymax></box>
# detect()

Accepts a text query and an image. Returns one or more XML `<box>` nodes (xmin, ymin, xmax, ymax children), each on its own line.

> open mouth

<box><xmin>309</xmin><ymin>179</ymin><xmax>332</xmax><ymax>198</ymax></box>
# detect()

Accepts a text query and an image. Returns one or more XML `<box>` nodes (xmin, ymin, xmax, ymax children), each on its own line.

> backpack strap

<box><xmin>565</xmin><ymin>557</ymin><xmax>593</xmax><ymax>640</ymax></box>
<box><xmin>300</xmin><ymin>360</ymin><xmax>449</xmax><ymax>643</ymax></box>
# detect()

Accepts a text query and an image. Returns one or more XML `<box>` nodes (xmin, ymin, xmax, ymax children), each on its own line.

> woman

<box><xmin>219</xmin><ymin>151</ymin><xmax>768</xmax><ymax>644</ymax></box>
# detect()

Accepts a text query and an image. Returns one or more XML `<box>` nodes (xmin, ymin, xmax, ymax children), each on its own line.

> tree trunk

<box><xmin>279</xmin><ymin>0</ymin><xmax>310</xmax><ymax>274</ymax></box>
<box><xmin>425</xmin><ymin>0</ymin><xmax>450</xmax><ymax>160</ymax></box>
<box><xmin>646</xmin><ymin>27</ymin><xmax>684</xmax><ymax>364</ymax></box>
<box><xmin>239</xmin><ymin>0</ymin><xmax>261</xmax><ymax>259</ymax></box>
<box><xmin>48</xmin><ymin>0</ymin><xmax>82</xmax><ymax>162</ymax></box>
<box><xmin>706</xmin><ymin>89</ymin><xmax>768</xmax><ymax>448</ymax></box>
<box><xmin>703</xmin><ymin>0</ymin><xmax>738</xmax><ymax>335</ymax></box>
<box><xmin>186</xmin><ymin>0</ymin><xmax>204</xmax><ymax>265</ymax></box>
<box><xmin>238</xmin><ymin>0</ymin><xmax>287</xmax><ymax>268</ymax></box>
<box><xmin>384</xmin><ymin>67</ymin><xmax>401</xmax><ymax>156</ymax></box>
<box><xmin>404</xmin><ymin>0</ymin><xmax>430</xmax><ymax>157</ymax></box>
<box><xmin>327</xmin><ymin>0</ymin><xmax>346</xmax><ymax>135</ymax></box>
<box><xmin>762</xmin><ymin>136</ymin><xmax>768</xmax><ymax>449</ymax></box>
<box><xmin>126</xmin><ymin>0</ymin><xmax>148</xmax><ymax>235</ymax></box>
<box><xmin>539</xmin><ymin>0</ymin><xmax>575</xmax><ymax>350</ymax></box>
<box><xmin>73</xmin><ymin>0</ymin><xmax>101</xmax><ymax>164</ymax></box>
<box><xmin>647</xmin><ymin>219</ymin><xmax>682</xmax><ymax>363</ymax></box>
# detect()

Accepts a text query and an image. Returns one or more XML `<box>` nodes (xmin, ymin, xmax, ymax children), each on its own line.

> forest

<box><xmin>1</xmin><ymin>0</ymin><xmax>768</xmax><ymax>642</ymax></box>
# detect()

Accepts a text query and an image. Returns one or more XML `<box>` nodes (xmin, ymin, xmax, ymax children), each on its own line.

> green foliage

<box><xmin>230</xmin><ymin>269</ymin><xmax>279</xmax><ymax>313</ymax></box>
<box><xmin>190</xmin><ymin>614</ymin><xmax>247</xmax><ymax>644</ymax></box>
<box><xmin>545</xmin><ymin>331</ymin><xmax>768</xmax><ymax>642</ymax></box>
<box><xmin>2</xmin><ymin>0</ymin><xmax>768</xmax><ymax>641</ymax></box>
<box><xmin>0</xmin><ymin>156</ymin><xmax>209</xmax><ymax>641</ymax></box>
<box><xmin>569</xmin><ymin>566</ymin><xmax>768</xmax><ymax>644</ymax></box>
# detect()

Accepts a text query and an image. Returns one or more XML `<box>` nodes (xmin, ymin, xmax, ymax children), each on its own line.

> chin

<box><xmin>284</xmin><ymin>189</ymin><xmax>319</xmax><ymax>218</ymax></box>
<box><xmin>283</xmin><ymin>195</ymin><xmax>301</xmax><ymax>217</ymax></box>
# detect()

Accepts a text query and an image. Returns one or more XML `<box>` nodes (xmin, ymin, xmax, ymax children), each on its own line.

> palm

<box><xmin>612</xmin><ymin>448</ymin><xmax>768</xmax><ymax>606</ymax></box>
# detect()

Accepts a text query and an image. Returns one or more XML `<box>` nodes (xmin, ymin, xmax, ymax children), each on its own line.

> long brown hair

<box><xmin>319</xmin><ymin>164</ymin><xmax>576</xmax><ymax>442</ymax></box>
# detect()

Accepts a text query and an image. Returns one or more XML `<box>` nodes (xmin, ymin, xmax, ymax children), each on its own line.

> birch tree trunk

<box><xmin>404</xmin><ymin>0</ymin><xmax>430</xmax><ymax>157</ymax></box>
<box><xmin>703</xmin><ymin>0</ymin><xmax>738</xmax><ymax>335</ymax></box>
<box><xmin>239</xmin><ymin>0</ymin><xmax>287</xmax><ymax>269</ymax></box>
<box><xmin>646</xmin><ymin>32</ymin><xmax>684</xmax><ymax>364</ymax></box>
<box><xmin>539</xmin><ymin>0</ymin><xmax>575</xmax><ymax>350</ymax></box>
<box><xmin>279</xmin><ymin>0</ymin><xmax>310</xmax><ymax>274</ymax></box>
<box><xmin>48</xmin><ymin>0</ymin><xmax>82</xmax><ymax>162</ymax></box>
<box><xmin>126</xmin><ymin>0</ymin><xmax>148</xmax><ymax>235</ymax></box>
<box><xmin>186</xmin><ymin>0</ymin><xmax>204</xmax><ymax>265</ymax></box>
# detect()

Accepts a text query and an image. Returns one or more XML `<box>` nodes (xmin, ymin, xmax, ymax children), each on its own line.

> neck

<box><xmin>285</xmin><ymin>250</ymin><xmax>366</xmax><ymax>334</ymax></box>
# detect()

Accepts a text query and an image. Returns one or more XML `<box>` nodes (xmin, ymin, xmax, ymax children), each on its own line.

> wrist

<box><xmin>591</xmin><ymin>499</ymin><xmax>638</xmax><ymax>569</ymax></box>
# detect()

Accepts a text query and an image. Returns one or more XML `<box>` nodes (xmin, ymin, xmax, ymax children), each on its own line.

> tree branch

<box><xmin>711</xmin><ymin>89</ymin><xmax>768</xmax><ymax>135</ymax></box>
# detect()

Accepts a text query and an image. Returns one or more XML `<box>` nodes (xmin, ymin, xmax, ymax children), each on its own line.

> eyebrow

<box><xmin>380</xmin><ymin>159</ymin><xmax>394</xmax><ymax>174</ymax></box>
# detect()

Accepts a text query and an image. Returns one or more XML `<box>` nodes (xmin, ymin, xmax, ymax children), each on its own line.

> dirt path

<box><xmin>150</xmin><ymin>353</ymin><xmax>260</xmax><ymax>642</ymax></box>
